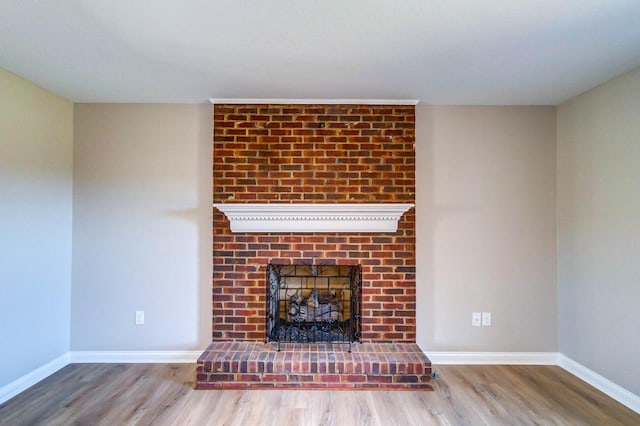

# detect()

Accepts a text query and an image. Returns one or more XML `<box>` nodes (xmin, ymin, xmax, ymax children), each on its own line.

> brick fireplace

<box><xmin>196</xmin><ymin>102</ymin><xmax>432</xmax><ymax>390</ymax></box>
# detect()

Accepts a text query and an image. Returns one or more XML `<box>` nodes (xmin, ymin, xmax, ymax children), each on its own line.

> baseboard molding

<box><xmin>558</xmin><ymin>354</ymin><xmax>640</xmax><ymax>414</ymax></box>
<box><xmin>3</xmin><ymin>350</ymin><xmax>638</xmax><ymax>416</ymax></box>
<box><xmin>69</xmin><ymin>350</ymin><xmax>202</xmax><ymax>363</ymax></box>
<box><xmin>0</xmin><ymin>352</ymin><xmax>70</xmax><ymax>405</ymax></box>
<box><xmin>426</xmin><ymin>351</ymin><xmax>560</xmax><ymax>365</ymax></box>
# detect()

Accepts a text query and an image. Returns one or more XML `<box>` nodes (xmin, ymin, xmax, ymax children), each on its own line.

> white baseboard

<box><xmin>425</xmin><ymin>351</ymin><xmax>560</xmax><ymax>365</ymax></box>
<box><xmin>0</xmin><ymin>352</ymin><xmax>70</xmax><ymax>405</ymax></box>
<box><xmin>3</xmin><ymin>350</ymin><xmax>638</xmax><ymax>416</ymax></box>
<box><xmin>0</xmin><ymin>351</ymin><xmax>202</xmax><ymax>405</ymax></box>
<box><xmin>69</xmin><ymin>350</ymin><xmax>202</xmax><ymax>363</ymax></box>
<box><xmin>558</xmin><ymin>354</ymin><xmax>640</xmax><ymax>414</ymax></box>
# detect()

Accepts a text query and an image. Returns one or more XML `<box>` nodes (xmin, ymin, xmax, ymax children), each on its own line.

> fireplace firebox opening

<box><xmin>266</xmin><ymin>262</ymin><xmax>362</xmax><ymax>352</ymax></box>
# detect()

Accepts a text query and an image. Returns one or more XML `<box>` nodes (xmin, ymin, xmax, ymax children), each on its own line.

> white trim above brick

<box><xmin>209</xmin><ymin>98</ymin><xmax>419</xmax><ymax>105</ymax></box>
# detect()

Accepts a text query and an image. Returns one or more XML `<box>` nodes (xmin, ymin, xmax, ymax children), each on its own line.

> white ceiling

<box><xmin>2</xmin><ymin>1</ymin><xmax>640</xmax><ymax>105</ymax></box>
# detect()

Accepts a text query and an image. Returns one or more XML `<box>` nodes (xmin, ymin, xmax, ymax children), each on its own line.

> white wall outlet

<box><xmin>472</xmin><ymin>312</ymin><xmax>482</xmax><ymax>327</ymax></box>
<box><xmin>135</xmin><ymin>310</ymin><xmax>145</xmax><ymax>325</ymax></box>
<box><xmin>482</xmin><ymin>311</ymin><xmax>492</xmax><ymax>326</ymax></box>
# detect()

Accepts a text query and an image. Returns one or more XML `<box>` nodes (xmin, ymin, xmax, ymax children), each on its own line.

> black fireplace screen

<box><xmin>266</xmin><ymin>263</ymin><xmax>361</xmax><ymax>350</ymax></box>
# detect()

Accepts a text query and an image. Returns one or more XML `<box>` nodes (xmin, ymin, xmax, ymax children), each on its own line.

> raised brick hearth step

<box><xmin>195</xmin><ymin>342</ymin><xmax>433</xmax><ymax>390</ymax></box>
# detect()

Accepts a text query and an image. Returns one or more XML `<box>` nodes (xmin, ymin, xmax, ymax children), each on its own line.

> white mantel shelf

<box><xmin>213</xmin><ymin>203</ymin><xmax>414</xmax><ymax>233</ymax></box>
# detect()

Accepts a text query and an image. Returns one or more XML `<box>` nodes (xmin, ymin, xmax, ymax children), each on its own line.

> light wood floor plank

<box><xmin>0</xmin><ymin>363</ymin><xmax>638</xmax><ymax>425</ymax></box>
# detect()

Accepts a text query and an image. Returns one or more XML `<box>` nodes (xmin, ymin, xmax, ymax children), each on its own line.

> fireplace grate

<box><xmin>266</xmin><ymin>263</ymin><xmax>361</xmax><ymax>352</ymax></box>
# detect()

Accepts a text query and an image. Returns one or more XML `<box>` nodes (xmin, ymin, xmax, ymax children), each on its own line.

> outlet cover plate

<box><xmin>472</xmin><ymin>312</ymin><xmax>482</xmax><ymax>327</ymax></box>
<box><xmin>482</xmin><ymin>312</ymin><xmax>492</xmax><ymax>326</ymax></box>
<box><xmin>135</xmin><ymin>310</ymin><xmax>145</xmax><ymax>325</ymax></box>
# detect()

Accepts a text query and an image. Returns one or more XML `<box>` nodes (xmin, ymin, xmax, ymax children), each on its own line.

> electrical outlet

<box><xmin>135</xmin><ymin>310</ymin><xmax>145</xmax><ymax>325</ymax></box>
<box><xmin>472</xmin><ymin>312</ymin><xmax>481</xmax><ymax>327</ymax></box>
<box><xmin>482</xmin><ymin>312</ymin><xmax>492</xmax><ymax>326</ymax></box>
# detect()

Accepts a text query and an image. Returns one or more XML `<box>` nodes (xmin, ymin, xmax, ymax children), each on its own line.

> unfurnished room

<box><xmin>1</xmin><ymin>1</ymin><xmax>639</xmax><ymax>425</ymax></box>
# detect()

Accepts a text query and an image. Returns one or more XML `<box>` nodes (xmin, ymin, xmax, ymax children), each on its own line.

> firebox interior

<box><xmin>267</xmin><ymin>263</ymin><xmax>361</xmax><ymax>351</ymax></box>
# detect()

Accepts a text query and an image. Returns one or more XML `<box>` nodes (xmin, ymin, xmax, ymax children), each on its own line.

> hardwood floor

<box><xmin>0</xmin><ymin>363</ymin><xmax>638</xmax><ymax>425</ymax></box>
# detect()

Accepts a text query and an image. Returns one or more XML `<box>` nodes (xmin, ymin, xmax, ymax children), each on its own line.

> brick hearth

<box><xmin>196</xmin><ymin>342</ymin><xmax>432</xmax><ymax>390</ymax></box>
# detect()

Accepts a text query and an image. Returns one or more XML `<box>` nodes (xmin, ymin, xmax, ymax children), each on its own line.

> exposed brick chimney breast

<box><xmin>212</xmin><ymin>104</ymin><xmax>416</xmax><ymax>342</ymax></box>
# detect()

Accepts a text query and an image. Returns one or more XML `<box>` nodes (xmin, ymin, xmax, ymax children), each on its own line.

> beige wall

<box><xmin>70</xmin><ymin>103</ymin><xmax>559</xmax><ymax>354</ymax></box>
<box><xmin>71</xmin><ymin>104</ymin><xmax>212</xmax><ymax>350</ymax></box>
<box><xmin>416</xmin><ymin>105</ymin><xmax>558</xmax><ymax>352</ymax></box>
<box><xmin>0</xmin><ymin>69</ymin><xmax>73</xmax><ymax>387</ymax></box>
<box><xmin>557</xmin><ymin>67</ymin><xmax>640</xmax><ymax>395</ymax></box>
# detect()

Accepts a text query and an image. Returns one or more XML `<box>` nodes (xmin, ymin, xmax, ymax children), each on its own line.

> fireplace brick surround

<box><xmin>196</xmin><ymin>103</ymin><xmax>432</xmax><ymax>390</ymax></box>
<box><xmin>212</xmin><ymin>104</ymin><xmax>416</xmax><ymax>342</ymax></box>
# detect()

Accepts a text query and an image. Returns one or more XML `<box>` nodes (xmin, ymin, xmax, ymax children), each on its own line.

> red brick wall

<box><xmin>213</xmin><ymin>104</ymin><xmax>416</xmax><ymax>342</ymax></box>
